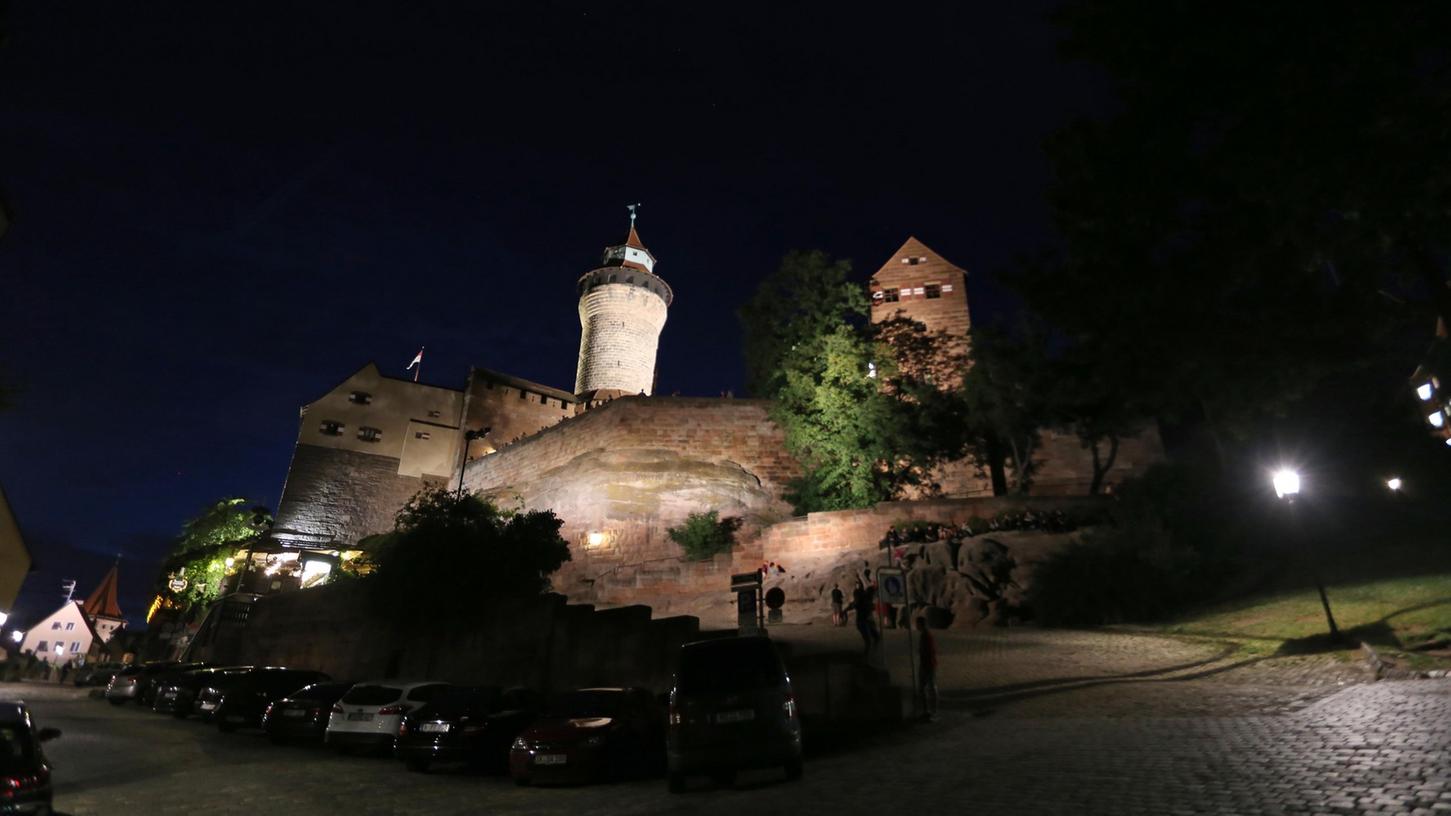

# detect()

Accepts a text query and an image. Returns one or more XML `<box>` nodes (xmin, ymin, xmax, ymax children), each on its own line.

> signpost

<box><xmin>876</xmin><ymin>567</ymin><xmax>916</xmax><ymax>716</ymax></box>
<box><xmin>731</xmin><ymin>572</ymin><xmax>764</xmax><ymax>635</ymax></box>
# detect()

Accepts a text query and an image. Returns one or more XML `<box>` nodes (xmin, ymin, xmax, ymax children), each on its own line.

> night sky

<box><xmin>0</xmin><ymin>1</ymin><xmax>1103</xmax><ymax>626</ymax></box>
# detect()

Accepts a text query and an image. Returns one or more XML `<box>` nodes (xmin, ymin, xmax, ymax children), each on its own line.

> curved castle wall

<box><xmin>574</xmin><ymin>282</ymin><xmax>669</xmax><ymax>397</ymax></box>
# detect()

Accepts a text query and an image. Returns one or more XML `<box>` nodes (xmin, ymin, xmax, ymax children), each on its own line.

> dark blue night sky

<box><xmin>0</xmin><ymin>1</ymin><xmax>1102</xmax><ymax>625</ymax></box>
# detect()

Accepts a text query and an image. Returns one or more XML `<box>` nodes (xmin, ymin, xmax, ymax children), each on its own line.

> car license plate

<box><xmin>199</xmin><ymin>702</ymin><xmax>217</xmax><ymax>711</ymax></box>
<box><xmin>419</xmin><ymin>722</ymin><xmax>450</xmax><ymax>733</ymax></box>
<box><xmin>716</xmin><ymin>709</ymin><xmax>755</xmax><ymax>724</ymax></box>
<box><xmin>282</xmin><ymin>709</ymin><xmax>306</xmax><ymax>718</ymax></box>
<box><xmin>347</xmin><ymin>712</ymin><xmax>374</xmax><ymax>721</ymax></box>
<box><xmin>534</xmin><ymin>754</ymin><xmax>567</xmax><ymax>765</ymax></box>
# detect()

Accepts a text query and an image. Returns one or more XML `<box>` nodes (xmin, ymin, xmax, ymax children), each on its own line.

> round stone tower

<box><xmin>573</xmin><ymin>216</ymin><xmax>673</xmax><ymax>401</ymax></box>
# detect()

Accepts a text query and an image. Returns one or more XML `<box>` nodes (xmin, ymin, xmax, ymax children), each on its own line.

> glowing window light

<box><xmin>300</xmin><ymin>559</ymin><xmax>333</xmax><ymax>589</ymax></box>
<box><xmin>1417</xmin><ymin>382</ymin><xmax>1434</xmax><ymax>401</ymax></box>
<box><xmin>587</xmin><ymin>531</ymin><xmax>606</xmax><ymax>547</ymax></box>
<box><xmin>1429</xmin><ymin>411</ymin><xmax>1446</xmax><ymax>429</ymax></box>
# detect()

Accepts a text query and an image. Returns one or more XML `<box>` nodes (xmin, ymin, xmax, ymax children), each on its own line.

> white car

<box><xmin>325</xmin><ymin>680</ymin><xmax>450</xmax><ymax>752</ymax></box>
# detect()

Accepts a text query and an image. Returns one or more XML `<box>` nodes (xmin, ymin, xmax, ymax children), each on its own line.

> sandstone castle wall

<box><xmin>270</xmin><ymin>444</ymin><xmax>440</xmax><ymax>549</ymax></box>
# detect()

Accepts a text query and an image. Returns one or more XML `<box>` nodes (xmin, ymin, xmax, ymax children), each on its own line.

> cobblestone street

<box><xmin>7</xmin><ymin>629</ymin><xmax>1449</xmax><ymax>815</ymax></box>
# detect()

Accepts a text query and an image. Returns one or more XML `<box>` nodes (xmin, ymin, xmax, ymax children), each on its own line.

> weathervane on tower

<box><xmin>627</xmin><ymin>202</ymin><xmax>641</xmax><ymax>226</ymax></box>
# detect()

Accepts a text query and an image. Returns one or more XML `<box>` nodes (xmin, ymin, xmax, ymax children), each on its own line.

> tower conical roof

<box><xmin>625</xmin><ymin>223</ymin><xmax>646</xmax><ymax>250</ymax></box>
<box><xmin>81</xmin><ymin>562</ymin><xmax>123</xmax><ymax>620</ymax></box>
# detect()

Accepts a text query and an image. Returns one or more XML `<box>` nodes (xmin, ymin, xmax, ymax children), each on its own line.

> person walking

<box><xmin>830</xmin><ymin>585</ymin><xmax>845</xmax><ymax>626</ymax></box>
<box><xmin>915</xmin><ymin>617</ymin><xmax>938</xmax><ymax>721</ymax></box>
<box><xmin>848</xmin><ymin>580</ymin><xmax>880</xmax><ymax>655</ymax></box>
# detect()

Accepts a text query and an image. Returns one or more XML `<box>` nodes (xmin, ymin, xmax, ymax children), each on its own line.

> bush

<box><xmin>667</xmin><ymin>511</ymin><xmax>742</xmax><ymax>561</ymax></box>
<box><xmin>1029</xmin><ymin>462</ymin><xmax>1252</xmax><ymax>626</ymax></box>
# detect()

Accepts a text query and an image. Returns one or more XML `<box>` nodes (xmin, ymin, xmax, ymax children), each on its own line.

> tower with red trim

<box><xmin>573</xmin><ymin>209</ymin><xmax>673</xmax><ymax>401</ymax></box>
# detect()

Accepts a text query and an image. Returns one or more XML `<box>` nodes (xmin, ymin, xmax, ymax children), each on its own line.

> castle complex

<box><xmin>268</xmin><ymin>220</ymin><xmax>1162</xmax><ymax>603</ymax></box>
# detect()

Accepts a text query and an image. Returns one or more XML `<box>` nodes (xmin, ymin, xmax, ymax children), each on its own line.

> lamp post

<box><xmin>1272</xmin><ymin>468</ymin><xmax>1342</xmax><ymax>642</ymax></box>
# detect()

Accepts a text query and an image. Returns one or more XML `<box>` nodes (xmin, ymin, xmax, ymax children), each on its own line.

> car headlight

<box><xmin>512</xmin><ymin>737</ymin><xmax>529</xmax><ymax>751</ymax></box>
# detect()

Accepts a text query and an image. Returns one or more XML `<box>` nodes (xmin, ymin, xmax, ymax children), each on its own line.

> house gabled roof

<box><xmin>81</xmin><ymin>563</ymin><xmax>123</xmax><ymax>620</ymax></box>
<box><xmin>872</xmin><ymin>235</ymin><xmax>967</xmax><ymax>280</ymax></box>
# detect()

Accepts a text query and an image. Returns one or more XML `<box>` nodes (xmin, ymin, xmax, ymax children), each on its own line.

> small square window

<box><xmin>71</xmin><ymin>642</ymin><xmax>80</xmax><ymax>653</ymax></box>
<box><xmin>519</xmin><ymin>390</ymin><xmax>528</xmax><ymax>399</ymax></box>
<box><xmin>358</xmin><ymin>426</ymin><xmax>382</xmax><ymax>442</ymax></box>
<box><xmin>925</xmin><ymin>284</ymin><xmax>942</xmax><ymax>299</ymax></box>
<box><xmin>37</xmin><ymin>641</ymin><xmax>47</xmax><ymax>652</ymax></box>
<box><xmin>65</xmin><ymin>622</ymin><xmax>74</xmax><ymax>631</ymax></box>
<box><xmin>540</xmin><ymin>394</ymin><xmax>548</xmax><ymax>404</ymax></box>
<box><xmin>348</xmin><ymin>391</ymin><xmax>373</xmax><ymax>405</ymax></box>
<box><xmin>319</xmin><ymin>420</ymin><xmax>344</xmax><ymax>436</ymax></box>
<box><xmin>51</xmin><ymin>622</ymin><xmax>60</xmax><ymax>630</ymax></box>
<box><xmin>427</xmin><ymin>409</ymin><xmax>441</xmax><ymax>418</ymax></box>
<box><xmin>907</xmin><ymin>257</ymin><xmax>921</xmax><ymax>265</ymax></box>
<box><xmin>414</xmin><ymin>431</ymin><xmax>431</xmax><ymax>440</ymax></box>
<box><xmin>883</xmin><ymin>288</ymin><xmax>900</xmax><ymax>303</ymax></box>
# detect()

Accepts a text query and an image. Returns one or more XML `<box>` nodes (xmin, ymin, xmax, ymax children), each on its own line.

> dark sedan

<box><xmin>210</xmin><ymin>668</ymin><xmax>331</xmax><ymax>732</ymax></box>
<box><xmin>508</xmin><ymin>688</ymin><xmax>664</xmax><ymax>786</ymax></box>
<box><xmin>134</xmin><ymin>662</ymin><xmax>205</xmax><ymax>707</ymax></box>
<box><xmin>396</xmin><ymin>686</ymin><xmax>541</xmax><ymax>773</ymax></box>
<box><xmin>71</xmin><ymin>662</ymin><xmax>125</xmax><ymax>688</ymax></box>
<box><xmin>152</xmin><ymin>667</ymin><xmax>236</xmax><ymax>717</ymax></box>
<box><xmin>261</xmin><ymin>682</ymin><xmax>353</xmax><ymax>744</ymax></box>
<box><xmin>0</xmin><ymin>702</ymin><xmax>61</xmax><ymax>815</ymax></box>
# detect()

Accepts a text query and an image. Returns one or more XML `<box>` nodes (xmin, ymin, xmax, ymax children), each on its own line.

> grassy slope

<box><xmin>1157</xmin><ymin>572</ymin><xmax>1451</xmax><ymax>663</ymax></box>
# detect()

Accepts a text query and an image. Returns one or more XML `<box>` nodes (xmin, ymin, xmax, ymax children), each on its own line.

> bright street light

<box><xmin>1272</xmin><ymin>468</ymin><xmax>1301</xmax><ymax>499</ymax></box>
<box><xmin>1386</xmin><ymin>477</ymin><xmax>1403</xmax><ymax>492</ymax></box>
<box><xmin>8</xmin><ymin>630</ymin><xmax>19</xmax><ymax>643</ymax></box>
<box><xmin>0</xmin><ymin>611</ymin><xmax>7</xmax><ymax>627</ymax></box>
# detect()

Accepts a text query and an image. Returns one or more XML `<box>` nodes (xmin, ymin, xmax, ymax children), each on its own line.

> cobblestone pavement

<box><xmin>7</xmin><ymin>629</ymin><xmax>1448</xmax><ymax>816</ymax></box>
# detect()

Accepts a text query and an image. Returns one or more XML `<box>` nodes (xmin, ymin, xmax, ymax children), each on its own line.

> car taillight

<box><xmin>1</xmin><ymin>768</ymin><xmax>49</xmax><ymax>799</ymax></box>
<box><xmin>783</xmin><ymin>695</ymin><xmax>798</xmax><ymax>720</ymax></box>
<box><xmin>331</xmin><ymin>704</ymin><xmax>344</xmax><ymax>715</ymax></box>
<box><xmin>398</xmin><ymin>719</ymin><xmax>409</xmax><ymax>737</ymax></box>
<box><xmin>377</xmin><ymin>704</ymin><xmax>407</xmax><ymax>716</ymax></box>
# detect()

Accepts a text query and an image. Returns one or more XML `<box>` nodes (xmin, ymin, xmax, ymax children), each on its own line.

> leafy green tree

<box><xmin>667</xmin><ymin>511</ymin><xmax>742</xmax><ymax>561</ymax></box>
<box><xmin>958</xmin><ymin>322</ymin><xmax>1057</xmax><ymax>494</ymax></box>
<box><xmin>158</xmin><ymin>498</ymin><xmax>272</xmax><ymax>612</ymax></box>
<box><xmin>366</xmin><ymin>488</ymin><xmax>571</xmax><ymax>626</ymax></box>
<box><xmin>740</xmin><ymin>250</ymin><xmax>866</xmax><ymax>398</ymax></box>
<box><xmin>1019</xmin><ymin>2</ymin><xmax>1451</xmax><ymax>456</ymax></box>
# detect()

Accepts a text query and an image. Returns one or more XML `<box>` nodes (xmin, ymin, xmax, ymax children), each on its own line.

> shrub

<box><xmin>667</xmin><ymin>511</ymin><xmax>742</xmax><ymax>561</ymax></box>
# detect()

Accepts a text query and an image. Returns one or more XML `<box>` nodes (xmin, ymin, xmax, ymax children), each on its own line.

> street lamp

<box><xmin>1272</xmin><ymin>468</ymin><xmax>1300</xmax><ymax>500</ymax></box>
<box><xmin>1271</xmin><ymin>467</ymin><xmax>1342</xmax><ymax>641</ymax></box>
<box><xmin>8</xmin><ymin>631</ymin><xmax>21</xmax><ymax>644</ymax></box>
<box><xmin>1386</xmin><ymin>476</ymin><xmax>1403</xmax><ymax>493</ymax></box>
<box><xmin>0</xmin><ymin>611</ymin><xmax>7</xmax><ymax>627</ymax></box>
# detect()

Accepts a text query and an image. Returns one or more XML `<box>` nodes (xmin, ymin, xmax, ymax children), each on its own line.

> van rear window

<box><xmin>676</xmin><ymin>639</ymin><xmax>785</xmax><ymax>694</ymax></box>
<box><xmin>341</xmin><ymin>685</ymin><xmax>402</xmax><ymax>705</ymax></box>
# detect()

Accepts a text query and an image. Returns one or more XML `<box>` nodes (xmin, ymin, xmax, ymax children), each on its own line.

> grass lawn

<box><xmin>1155</xmin><ymin>572</ymin><xmax>1451</xmax><ymax>665</ymax></box>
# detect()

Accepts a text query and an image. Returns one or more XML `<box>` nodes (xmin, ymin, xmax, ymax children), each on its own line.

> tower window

<box><xmin>319</xmin><ymin>420</ymin><xmax>344</xmax><ymax>436</ymax></box>
<box><xmin>925</xmin><ymin>284</ymin><xmax>942</xmax><ymax>299</ymax></box>
<box><xmin>882</xmin><ymin>288</ymin><xmax>899</xmax><ymax>303</ymax></box>
<box><xmin>519</xmin><ymin>390</ymin><xmax>528</xmax><ymax>399</ymax></box>
<box><xmin>348</xmin><ymin>391</ymin><xmax>372</xmax><ymax>405</ymax></box>
<box><xmin>414</xmin><ymin>431</ymin><xmax>431</xmax><ymax>440</ymax></box>
<box><xmin>358</xmin><ymin>426</ymin><xmax>382</xmax><ymax>442</ymax></box>
<box><xmin>427</xmin><ymin>409</ymin><xmax>441</xmax><ymax>418</ymax></box>
<box><xmin>540</xmin><ymin>394</ymin><xmax>549</xmax><ymax>404</ymax></box>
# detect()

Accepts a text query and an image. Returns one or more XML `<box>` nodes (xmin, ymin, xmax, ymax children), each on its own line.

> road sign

<box><xmin>877</xmin><ymin>567</ymin><xmax>907</xmax><ymax>605</ymax></box>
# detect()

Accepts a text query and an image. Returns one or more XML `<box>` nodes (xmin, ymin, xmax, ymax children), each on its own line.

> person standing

<box><xmin>848</xmin><ymin>581</ymin><xmax>880</xmax><ymax>655</ymax></box>
<box><xmin>915</xmin><ymin>617</ymin><xmax>938</xmax><ymax>721</ymax></box>
<box><xmin>830</xmin><ymin>585</ymin><xmax>845</xmax><ymax>626</ymax></box>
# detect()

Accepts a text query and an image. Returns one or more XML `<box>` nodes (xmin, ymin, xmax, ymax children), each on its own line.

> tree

<box><xmin>958</xmin><ymin>322</ymin><xmax>1057</xmax><ymax>494</ymax></box>
<box><xmin>157</xmin><ymin>498</ymin><xmax>272</xmax><ymax>613</ymax></box>
<box><xmin>740</xmin><ymin>250</ymin><xmax>866</xmax><ymax>398</ymax></box>
<box><xmin>366</xmin><ymin>488</ymin><xmax>571</xmax><ymax>626</ymax></box>
<box><xmin>1017</xmin><ymin>2</ymin><xmax>1451</xmax><ymax>456</ymax></box>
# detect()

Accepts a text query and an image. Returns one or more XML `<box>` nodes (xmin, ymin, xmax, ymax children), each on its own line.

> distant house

<box><xmin>17</xmin><ymin>564</ymin><xmax>126</xmax><ymax>665</ymax></box>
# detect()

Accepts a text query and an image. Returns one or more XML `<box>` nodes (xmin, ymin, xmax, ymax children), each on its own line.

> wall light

<box><xmin>0</xmin><ymin>611</ymin><xmax>7</xmax><ymax>627</ymax></box>
<box><xmin>587</xmin><ymin>531</ymin><xmax>606</xmax><ymax>547</ymax></box>
<box><xmin>1429</xmin><ymin>411</ymin><xmax>1445</xmax><ymax>429</ymax></box>
<box><xmin>1417</xmin><ymin>382</ymin><xmax>1434</xmax><ymax>401</ymax></box>
<box><xmin>1272</xmin><ymin>468</ymin><xmax>1301</xmax><ymax>499</ymax></box>
<box><xmin>1386</xmin><ymin>477</ymin><xmax>1403</xmax><ymax>492</ymax></box>
<box><xmin>9</xmin><ymin>630</ymin><xmax>21</xmax><ymax>643</ymax></box>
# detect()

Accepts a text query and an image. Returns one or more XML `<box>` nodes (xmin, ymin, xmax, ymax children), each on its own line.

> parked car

<box><xmin>104</xmin><ymin>662</ymin><xmax>182</xmax><ymax>705</ymax></box>
<box><xmin>0</xmin><ymin>702</ymin><xmax>61</xmax><ymax>815</ymax></box>
<box><xmin>396</xmin><ymin>686</ymin><xmax>542</xmax><ymax>773</ymax></box>
<box><xmin>191</xmin><ymin>668</ymin><xmax>260</xmax><ymax>723</ymax></box>
<box><xmin>325</xmin><ymin>681</ymin><xmax>450</xmax><ymax>753</ymax></box>
<box><xmin>665</xmin><ymin>636</ymin><xmax>803</xmax><ymax>792</ymax></box>
<box><xmin>136</xmin><ymin>662</ymin><xmax>205</xmax><ymax>707</ymax></box>
<box><xmin>152</xmin><ymin>667</ymin><xmax>236</xmax><ymax>717</ymax></box>
<box><xmin>210</xmin><ymin>668</ymin><xmax>331</xmax><ymax>732</ymax></box>
<box><xmin>262</xmin><ymin>682</ymin><xmax>354</xmax><ymax>744</ymax></box>
<box><xmin>72</xmin><ymin>662</ymin><xmax>125</xmax><ymax>688</ymax></box>
<box><xmin>508</xmin><ymin>687</ymin><xmax>664</xmax><ymax>786</ymax></box>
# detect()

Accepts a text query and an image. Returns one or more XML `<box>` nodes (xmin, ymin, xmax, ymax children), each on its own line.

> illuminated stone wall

<box><xmin>271</xmin><ymin>444</ymin><xmax>442</xmax><ymax>549</ymax></box>
<box><xmin>574</xmin><ymin>283</ymin><xmax>669</xmax><ymax>397</ymax></box>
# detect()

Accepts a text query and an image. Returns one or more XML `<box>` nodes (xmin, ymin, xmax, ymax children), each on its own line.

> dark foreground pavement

<box><xmin>7</xmin><ymin>672</ymin><xmax>1450</xmax><ymax>816</ymax></box>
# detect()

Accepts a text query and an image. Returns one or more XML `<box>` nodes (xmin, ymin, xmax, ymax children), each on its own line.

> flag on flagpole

<box><xmin>407</xmin><ymin>347</ymin><xmax>424</xmax><ymax>382</ymax></box>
